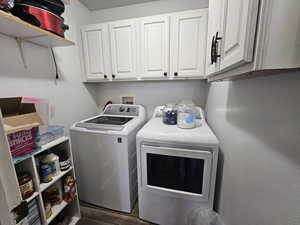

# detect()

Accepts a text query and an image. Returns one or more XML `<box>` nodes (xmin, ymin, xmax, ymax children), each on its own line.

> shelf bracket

<box><xmin>15</xmin><ymin>37</ymin><xmax>27</xmax><ymax>69</ymax></box>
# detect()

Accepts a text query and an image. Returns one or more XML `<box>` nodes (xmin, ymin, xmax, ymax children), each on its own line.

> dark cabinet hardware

<box><xmin>112</xmin><ymin>74</ymin><xmax>115</xmax><ymax>79</ymax></box>
<box><xmin>216</xmin><ymin>32</ymin><xmax>222</xmax><ymax>41</ymax></box>
<box><xmin>164</xmin><ymin>72</ymin><xmax>168</xmax><ymax>77</ymax></box>
<box><xmin>104</xmin><ymin>75</ymin><xmax>107</xmax><ymax>79</ymax></box>
<box><xmin>174</xmin><ymin>72</ymin><xmax>178</xmax><ymax>76</ymax></box>
<box><xmin>211</xmin><ymin>32</ymin><xmax>222</xmax><ymax>64</ymax></box>
<box><xmin>211</xmin><ymin>35</ymin><xmax>215</xmax><ymax>64</ymax></box>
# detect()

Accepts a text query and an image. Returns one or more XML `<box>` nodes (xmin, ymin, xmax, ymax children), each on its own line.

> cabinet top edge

<box><xmin>81</xmin><ymin>8</ymin><xmax>208</xmax><ymax>29</ymax></box>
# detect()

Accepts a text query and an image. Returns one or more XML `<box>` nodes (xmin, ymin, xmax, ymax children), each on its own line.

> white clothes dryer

<box><xmin>136</xmin><ymin>106</ymin><xmax>219</xmax><ymax>225</ymax></box>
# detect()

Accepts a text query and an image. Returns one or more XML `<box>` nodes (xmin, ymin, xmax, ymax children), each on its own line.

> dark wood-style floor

<box><xmin>78</xmin><ymin>202</ymin><xmax>154</xmax><ymax>225</ymax></box>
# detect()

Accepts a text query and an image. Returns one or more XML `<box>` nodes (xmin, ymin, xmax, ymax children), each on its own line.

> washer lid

<box><xmin>137</xmin><ymin>118</ymin><xmax>219</xmax><ymax>146</ymax></box>
<box><xmin>84</xmin><ymin>116</ymin><xmax>133</xmax><ymax>125</ymax></box>
<box><xmin>75</xmin><ymin>116</ymin><xmax>134</xmax><ymax>131</ymax></box>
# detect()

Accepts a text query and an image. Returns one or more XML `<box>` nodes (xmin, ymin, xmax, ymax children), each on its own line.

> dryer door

<box><xmin>141</xmin><ymin>144</ymin><xmax>212</xmax><ymax>201</ymax></box>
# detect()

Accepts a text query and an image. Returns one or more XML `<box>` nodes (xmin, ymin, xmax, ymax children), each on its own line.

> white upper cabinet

<box><xmin>206</xmin><ymin>0</ymin><xmax>259</xmax><ymax>76</ymax></box>
<box><xmin>170</xmin><ymin>9</ymin><xmax>208</xmax><ymax>78</ymax></box>
<box><xmin>81</xmin><ymin>9</ymin><xmax>208</xmax><ymax>82</ymax></box>
<box><xmin>109</xmin><ymin>19</ymin><xmax>138</xmax><ymax>80</ymax></box>
<box><xmin>255</xmin><ymin>0</ymin><xmax>300</xmax><ymax>70</ymax></box>
<box><xmin>81</xmin><ymin>2</ymin><xmax>299</xmax><ymax>82</ymax></box>
<box><xmin>206</xmin><ymin>0</ymin><xmax>222</xmax><ymax>75</ymax></box>
<box><xmin>207</xmin><ymin>0</ymin><xmax>299</xmax><ymax>81</ymax></box>
<box><xmin>219</xmin><ymin>0</ymin><xmax>259</xmax><ymax>71</ymax></box>
<box><xmin>81</xmin><ymin>24</ymin><xmax>111</xmax><ymax>81</ymax></box>
<box><xmin>139</xmin><ymin>15</ymin><xmax>170</xmax><ymax>79</ymax></box>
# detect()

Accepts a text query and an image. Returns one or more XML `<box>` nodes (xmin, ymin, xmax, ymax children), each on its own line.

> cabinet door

<box><xmin>81</xmin><ymin>24</ymin><xmax>111</xmax><ymax>81</ymax></box>
<box><xmin>109</xmin><ymin>20</ymin><xmax>138</xmax><ymax>80</ymax></box>
<box><xmin>219</xmin><ymin>0</ymin><xmax>259</xmax><ymax>71</ymax></box>
<box><xmin>139</xmin><ymin>15</ymin><xmax>170</xmax><ymax>79</ymax></box>
<box><xmin>170</xmin><ymin>9</ymin><xmax>208</xmax><ymax>78</ymax></box>
<box><xmin>206</xmin><ymin>0</ymin><xmax>222</xmax><ymax>76</ymax></box>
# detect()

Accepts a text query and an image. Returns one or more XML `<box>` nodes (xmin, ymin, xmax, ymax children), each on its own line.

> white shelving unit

<box><xmin>0</xmin><ymin>120</ymin><xmax>81</xmax><ymax>225</ymax></box>
<box><xmin>17</xmin><ymin>136</ymin><xmax>81</xmax><ymax>225</ymax></box>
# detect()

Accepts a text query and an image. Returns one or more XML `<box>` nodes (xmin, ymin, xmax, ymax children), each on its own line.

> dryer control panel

<box><xmin>104</xmin><ymin>104</ymin><xmax>139</xmax><ymax>116</ymax></box>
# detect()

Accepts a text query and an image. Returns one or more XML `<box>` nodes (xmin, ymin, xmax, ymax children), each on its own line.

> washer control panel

<box><xmin>104</xmin><ymin>104</ymin><xmax>139</xmax><ymax>116</ymax></box>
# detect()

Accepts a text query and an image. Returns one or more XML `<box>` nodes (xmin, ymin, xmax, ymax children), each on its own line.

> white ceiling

<box><xmin>80</xmin><ymin>0</ymin><xmax>159</xmax><ymax>10</ymax></box>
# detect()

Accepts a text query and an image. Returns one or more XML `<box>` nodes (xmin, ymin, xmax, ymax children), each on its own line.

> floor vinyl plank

<box><xmin>80</xmin><ymin>202</ymin><xmax>153</xmax><ymax>225</ymax></box>
<box><xmin>77</xmin><ymin>218</ymin><xmax>114</xmax><ymax>225</ymax></box>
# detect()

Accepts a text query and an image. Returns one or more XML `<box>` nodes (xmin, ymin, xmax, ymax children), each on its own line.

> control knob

<box><xmin>119</xmin><ymin>106</ymin><xmax>126</xmax><ymax>112</ymax></box>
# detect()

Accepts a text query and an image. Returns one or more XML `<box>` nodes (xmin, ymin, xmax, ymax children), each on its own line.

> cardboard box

<box><xmin>0</xmin><ymin>97</ymin><xmax>44</xmax><ymax>158</ymax></box>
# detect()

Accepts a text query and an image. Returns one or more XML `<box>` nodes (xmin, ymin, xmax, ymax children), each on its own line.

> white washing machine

<box><xmin>136</xmin><ymin>106</ymin><xmax>219</xmax><ymax>225</ymax></box>
<box><xmin>70</xmin><ymin>104</ymin><xmax>146</xmax><ymax>213</ymax></box>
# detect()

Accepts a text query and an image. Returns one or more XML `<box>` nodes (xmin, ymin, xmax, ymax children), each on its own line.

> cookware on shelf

<box><xmin>12</xmin><ymin>0</ymin><xmax>69</xmax><ymax>37</ymax></box>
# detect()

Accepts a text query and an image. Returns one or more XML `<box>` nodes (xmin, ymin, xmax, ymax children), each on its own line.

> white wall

<box><xmin>0</xmin><ymin>0</ymin><xmax>99</xmax><ymax>130</ymax></box>
<box><xmin>91</xmin><ymin>0</ymin><xmax>208</xmax><ymax>23</ymax></box>
<box><xmin>97</xmin><ymin>80</ymin><xmax>207</xmax><ymax>117</ymax></box>
<box><xmin>206</xmin><ymin>71</ymin><xmax>300</xmax><ymax>225</ymax></box>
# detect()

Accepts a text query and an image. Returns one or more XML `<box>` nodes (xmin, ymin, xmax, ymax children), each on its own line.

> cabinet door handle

<box><xmin>211</xmin><ymin>35</ymin><xmax>216</xmax><ymax>64</ymax></box>
<box><xmin>211</xmin><ymin>32</ymin><xmax>222</xmax><ymax>65</ymax></box>
<box><xmin>215</xmin><ymin>32</ymin><xmax>222</xmax><ymax>60</ymax></box>
<box><xmin>174</xmin><ymin>72</ymin><xmax>178</xmax><ymax>77</ymax></box>
<box><xmin>164</xmin><ymin>72</ymin><xmax>168</xmax><ymax>77</ymax></box>
<box><xmin>112</xmin><ymin>74</ymin><xmax>115</xmax><ymax>79</ymax></box>
<box><xmin>104</xmin><ymin>75</ymin><xmax>107</xmax><ymax>79</ymax></box>
<box><xmin>216</xmin><ymin>31</ymin><xmax>222</xmax><ymax>41</ymax></box>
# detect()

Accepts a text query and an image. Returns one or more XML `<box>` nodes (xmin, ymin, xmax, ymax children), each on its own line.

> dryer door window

<box><xmin>141</xmin><ymin>144</ymin><xmax>212</xmax><ymax>201</ymax></box>
<box><xmin>147</xmin><ymin>153</ymin><xmax>204</xmax><ymax>194</ymax></box>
